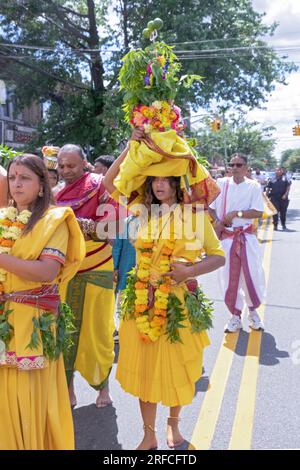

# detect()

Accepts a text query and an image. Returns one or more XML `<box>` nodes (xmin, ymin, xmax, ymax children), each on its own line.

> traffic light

<box><xmin>292</xmin><ymin>125</ymin><xmax>300</xmax><ymax>136</ymax></box>
<box><xmin>211</xmin><ymin>119</ymin><xmax>221</xmax><ymax>132</ymax></box>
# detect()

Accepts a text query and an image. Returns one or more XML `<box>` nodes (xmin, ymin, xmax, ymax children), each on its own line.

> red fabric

<box><xmin>0</xmin><ymin>285</ymin><xmax>60</xmax><ymax>313</ymax></box>
<box><xmin>221</xmin><ymin>225</ymin><xmax>260</xmax><ymax>316</ymax></box>
<box><xmin>55</xmin><ymin>172</ymin><xmax>123</xmax><ymax>223</ymax></box>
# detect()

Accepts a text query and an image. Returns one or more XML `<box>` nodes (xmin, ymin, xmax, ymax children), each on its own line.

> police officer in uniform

<box><xmin>266</xmin><ymin>167</ymin><xmax>291</xmax><ymax>230</ymax></box>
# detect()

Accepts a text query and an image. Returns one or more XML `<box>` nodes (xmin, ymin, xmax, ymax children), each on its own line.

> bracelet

<box><xmin>77</xmin><ymin>218</ymin><xmax>96</xmax><ymax>238</ymax></box>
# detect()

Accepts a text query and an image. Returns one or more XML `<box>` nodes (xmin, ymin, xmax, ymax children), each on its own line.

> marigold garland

<box><xmin>0</xmin><ymin>207</ymin><xmax>32</xmax><ymax>315</ymax></box>
<box><xmin>134</xmin><ymin>236</ymin><xmax>175</xmax><ymax>343</ymax></box>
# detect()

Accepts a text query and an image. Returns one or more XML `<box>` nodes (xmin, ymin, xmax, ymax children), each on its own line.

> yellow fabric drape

<box><xmin>113</xmin><ymin>130</ymin><xmax>210</xmax><ymax>199</ymax></box>
<box><xmin>0</xmin><ymin>206</ymin><xmax>85</xmax><ymax>450</ymax></box>
<box><xmin>69</xmin><ymin>240</ymin><xmax>115</xmax><ymax>390</ymax></box>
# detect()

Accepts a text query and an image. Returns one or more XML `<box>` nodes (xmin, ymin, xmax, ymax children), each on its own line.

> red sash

<box><xmin>0</xmin><ymin>284</ymin><xmax>60</xmax><ymax>313</ymax></box>
<box><xmin>221</xmin><ymin>225</ymin><xmax>260</xmax><ymax>315</ymax></box>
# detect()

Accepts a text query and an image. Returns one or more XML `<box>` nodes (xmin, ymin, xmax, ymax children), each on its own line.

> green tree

<box><xmin>193</xmin><ymin>115</ymin><xmax>276</xmax><ymax>168</ymax></box>
<box><xmin>280</xmin><ymin>148</ymin><xmax>300</xmax><ymax>167</ymax></box>
<box><xmin>114</xmin><ymin>0</ymin><xmax>296</xmax><ymax>110</ymax></box>
<box><xmin>0</xmin><ymin>145</ymin><xmax>21</xmax><ymax>168</ymax></box>
<box><xmin>0</xmin><ymin>0</ymin><xmax>117</xmax><ymax>156</ymax></box>
<box><xmin>281</xmin><ymin>149</ymin><xmax>300</xmax><ymax>171</ymax></box>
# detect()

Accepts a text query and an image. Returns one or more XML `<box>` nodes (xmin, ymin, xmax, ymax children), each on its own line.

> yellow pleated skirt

<box><xmin>0</xmin><ymin>355</ymin><xmax>74</xmax><ymax>450</ymax></box>
<box><xmin>116</xmin><ymin>294</ymin><xmax>210</xmax><ymax>407</ymax></box>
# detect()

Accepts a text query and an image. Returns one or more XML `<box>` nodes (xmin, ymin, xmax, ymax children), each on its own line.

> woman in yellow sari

<box><xmin>104</xmin><ymin>129</ymin><xmax>225</xmax><ymax>450</ymax></box>
<box><xmin>0</xmin><ymin>154</ymin><xmax>85</xmax><ymax>450</ymax></box>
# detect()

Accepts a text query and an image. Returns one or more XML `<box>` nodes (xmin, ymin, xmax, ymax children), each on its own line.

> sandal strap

<box><xmin>143</xmin><ymin>424</ymin><xmax>157</xmax><ymax>433</ymax></box>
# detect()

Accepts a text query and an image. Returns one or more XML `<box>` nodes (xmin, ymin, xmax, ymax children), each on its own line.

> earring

<box><xmin>38</xmin><ymin>189</ymin><xmax>44</xmax><ymax>197</ymax></box>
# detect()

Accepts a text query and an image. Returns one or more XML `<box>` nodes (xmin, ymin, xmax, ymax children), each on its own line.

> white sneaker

<box><xmin>248</xmin><ymin>310</ymin><xmax>264</xmax><ymax>331</ymax></box>
<box><xmin>224</xmin><ymin>316</ymin><xmax>242</xmax><ymax>333</ymax></box>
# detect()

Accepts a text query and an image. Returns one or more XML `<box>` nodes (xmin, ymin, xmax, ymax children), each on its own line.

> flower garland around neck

<box><xmin>0</xmin><ymin>207</ymin><xmax>32</xmax><ymax>314</ymax></box>
<box><xmin>134</xmin><ymin>235</ymin><xmax>175</xmax><ymax>344</ymax></box>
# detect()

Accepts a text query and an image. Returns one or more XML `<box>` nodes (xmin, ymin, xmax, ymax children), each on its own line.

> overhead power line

<box><xmin>1</xmin><ymin>41</ymin><xmax>300</xmax><ymax>55</ymax></box>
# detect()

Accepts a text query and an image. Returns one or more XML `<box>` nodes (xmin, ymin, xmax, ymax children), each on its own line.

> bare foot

<box><xmin>167</xmin><ymin>418</ymin><xmax>184</xmax><ymax>448</ymax></box>
<box><xmin>95</xmin><ymin>386</ymin><xmax>113</xmax><ymax>408</ymax></box>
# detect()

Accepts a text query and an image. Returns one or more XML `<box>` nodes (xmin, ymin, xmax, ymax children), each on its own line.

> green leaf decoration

<box><xmin>0</xmin><ymin>308</ymin><xmax>14</xmax><ymax>348</ymax></box>
<box><xmin>120</xmin><ymin>268</ymin><xmax>138</xmax><ymax>320</ymax></box>
<box><xmin>26</xmin><ymin>302</ymin><xmax>76</xmax><ymax>360</ymax></box>
<box><xmin>185</xmin><ymin>286</ymin><xmax>214</xmax><ymax>333</ymax></box>
<box><xmin>165</xmin><ymin>293</ymin><xmax>186</xmax><ymax>343</ymax></box>
<box><xmin>119</xmin><ymin>41</ymin><xmax>199</xmax><ymax>123</ymax></box>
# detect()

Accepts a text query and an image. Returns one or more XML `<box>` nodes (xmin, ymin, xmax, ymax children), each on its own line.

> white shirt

<box><xmin>210</xmin><ymin>177</ymin><xmax>264</xmax><ymax>228</ymax></box>
<box><xmin>253</xmin><ymin>172</ymin><xmax>266</xmax><ymax>190</ymax></box>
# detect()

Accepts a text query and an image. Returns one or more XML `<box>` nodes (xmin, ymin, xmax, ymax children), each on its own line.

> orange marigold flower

<box><xmin>12</xmin><ymin>222</ymin><xmax>25</xmax><ymax>229</ymax></box>
<box><xmin>140</xmin><ymin>334</ymin><xmax>151</xmax><ymax>344</ymax></box>
<box><xmin>135</xmin><ymin>305</ymin><xmax>148</xmax><ymax>313</ymax></box>
<box><xmin>141</xmin><ymin>242</ymin><xmax>154</xmax><ymax>248</ymax></box>
<box><xmin>154</xmin><ymin>309</ymin><xmax>167</xmax><ymax>317</ymax></box>
<box><xmin>159</xmin><ymin>284</ymin><xmax>171</xmax><ymax>293</ymax></box>
<box><xmin>162</xmin><ymin>247</ymin><xmax>173</xmax><ymax>255</ymax></box>
<box><xmin>0</xmin><ymin>220</ymin><xmax>12</xmax><ymax>226</ymax></box>
<box><xmin>153</xmin><ymin>120</ymin><xmax>162</xmax><ymax>128</ymax></box>
<box><xmin>135</xmin><ymin>281</ymin><xmax>147</xmax><ymax>289</ymax></box>
<box><xmin>0</xmin><ymin>239</ymin><xmax>14</xmax><ymax>247</ymax></box>
<box><xmin>142</xmin><ymin>252</ymin><xmax>152</xmax><ymax>258</ymax></box>
<box><xmin>151</xmin><ymin>316</ymin><xmax>165</xmax><ymax>326</ymax></box>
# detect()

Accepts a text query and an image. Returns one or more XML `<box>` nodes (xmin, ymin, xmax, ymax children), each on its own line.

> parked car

<box><xmin>292</xmin><ymin>172</ymin><xmax>300</xmax><ymax>180</ymax></box>
<box><xmin>265</xmin><ymin>171</ymin><xmax>275</xmax><ymax>181</ymax></box>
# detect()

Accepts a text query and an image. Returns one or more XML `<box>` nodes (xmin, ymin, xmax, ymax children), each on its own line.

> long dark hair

<box><xmin>144</xmin><ymin>176</ymin><xmax>183</xmax><ymax>215</ymax></box>
<box><xmin>7</xmin><ymin>154</ymin><xmax>54</xmax><ymax>234</ymax></box>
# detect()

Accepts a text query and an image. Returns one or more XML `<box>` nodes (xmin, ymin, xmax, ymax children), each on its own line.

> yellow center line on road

<box><xmin>189</xmin><ymin>219</ymin><xmax>268</xmax><ymax>450</ymax></box>
<box><xmin>228</xmin><ymin>221</ymin><xmax>273</xmax><ymax>450</ymax></box>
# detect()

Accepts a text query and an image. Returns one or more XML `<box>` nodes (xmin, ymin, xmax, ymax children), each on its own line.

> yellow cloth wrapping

<box><xmin>116</xmin><ymin>209</ymin><xmax>225</xmax><ymax>406</ymax></box>
<box><xmin>113</xmin><ymin>130</ymin><xmax>216</xmax><ymax>204</ymax></box>
<box><xmin>0</xmin><ymin>206</ymin><xmax>85</xmax><ymax>450</ymax></box>
<box><xmin>262</xmin><ymin>192</ymin><xmax>277</xmax><ymax>219</ymax></box>
<box><xmin>66</xmin><ymin>240</ymin><xmax>115</xmax><ymax>390</ymax></box>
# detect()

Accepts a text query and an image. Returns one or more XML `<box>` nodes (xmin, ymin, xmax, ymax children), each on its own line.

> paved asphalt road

<box><xmin>72</xmin><ymin>180</ymin><xmax>300</xmax><ymax>450</ymax></box>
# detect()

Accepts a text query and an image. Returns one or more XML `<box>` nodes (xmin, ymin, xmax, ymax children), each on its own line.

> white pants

<box><xmin>219</xmin><ymin>233</ymin><xmax>266</xmax><ymax>314</ymax></box>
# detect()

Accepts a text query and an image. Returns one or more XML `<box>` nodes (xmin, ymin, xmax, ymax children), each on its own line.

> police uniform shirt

<box><xmin>267</xmin><ymin>175</ymin><xmax>291</xmax><ymax>198</ymax></box>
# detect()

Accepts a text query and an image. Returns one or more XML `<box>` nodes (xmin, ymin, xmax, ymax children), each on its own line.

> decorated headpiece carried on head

<box><xmin>114</xmin><ymin>19</ymin><xmax>220</xmax><ymax>208</ymax></box>
<box><xmin>42</xmin><ymin>146</ymin><xmax>60</xmax><ymax>170</ymax></box>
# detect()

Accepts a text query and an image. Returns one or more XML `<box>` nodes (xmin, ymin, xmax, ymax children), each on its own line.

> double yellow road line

<box><xmin>190</xmin><ymin>219</ymin><xmax>273</xmax><ymax>450</ymax></box>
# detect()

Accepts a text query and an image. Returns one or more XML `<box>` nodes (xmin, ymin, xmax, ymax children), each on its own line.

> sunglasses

<box><xmin>228</xmin><ymin>163</ymin><xmax>244</xmax><ymax>168</ymax></box>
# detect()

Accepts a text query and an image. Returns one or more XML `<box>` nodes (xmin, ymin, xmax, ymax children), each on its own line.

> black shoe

<box><xmin>274</xmin><ymin>225</ymin><xmax>278</xmax><ymax>230</ymax></box>
<box><xmin>282</xmin><ymin>225</ymin><xmax>287</xmax><ymax>230</ymax></box>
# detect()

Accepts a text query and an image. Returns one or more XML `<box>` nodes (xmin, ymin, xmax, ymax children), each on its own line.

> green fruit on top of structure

<box><xmin>142</xmin><ymin>28</ymin><xmax>151</xmax><ymax>38</ymax></box>
<box><xmin>152</xmin><ymin>18</ymin><xmax>163</xmax><ymax>30</ymax></box>
<box><xmin>147</xmin><ymin>20</ymin><xmax>156</xmax><ymax>31</ymax></box>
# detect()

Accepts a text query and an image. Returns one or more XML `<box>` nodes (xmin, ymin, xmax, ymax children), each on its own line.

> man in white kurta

<box><xmin>209</xmin><ymin>154</ymin><xmax>265</xmax><ymax>333</ymax></box>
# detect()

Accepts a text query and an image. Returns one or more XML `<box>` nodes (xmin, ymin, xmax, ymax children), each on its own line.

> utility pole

<box><xmin>223</xmin><ymin>113</ymin><xmax>228</xmax><ymax>170</ymax></box>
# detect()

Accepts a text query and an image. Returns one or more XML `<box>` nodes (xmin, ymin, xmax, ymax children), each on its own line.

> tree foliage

<box><xmin>0</xmin><ymin>0</ymin><xmax>297</xmax><ymax>157</ymax></box>
<box><xmin>193</xmin><ymin>114</ymin><xmax>277</xmax><ymax>169</ymax></box>
<box><xmin>280</xmin><ymin>148</ymin><xmax>300</xmax><ymax>172</ymax></box>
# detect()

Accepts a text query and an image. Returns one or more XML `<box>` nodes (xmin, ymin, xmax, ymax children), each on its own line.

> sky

<box><xmin>248</xmin><ymin>0</ymin><xmax>300</xmax><ymax>161</ymax></box>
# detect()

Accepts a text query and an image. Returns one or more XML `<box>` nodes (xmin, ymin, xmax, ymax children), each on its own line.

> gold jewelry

<box><xmin>167</xmin><ymin>416</ymin><xmax>181</xmax><ymax>422</ymax></box>
<box><xmin>143</xmin><ymin>424</ymin><xmax>157</xmax><ymax>433</ymax></box>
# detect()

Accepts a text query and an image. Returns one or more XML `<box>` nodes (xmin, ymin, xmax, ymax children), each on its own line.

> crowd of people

<box><xmin>0</xmin><ymin>129</ymin><xmax>293</xmax><ymax>450</ymax></box>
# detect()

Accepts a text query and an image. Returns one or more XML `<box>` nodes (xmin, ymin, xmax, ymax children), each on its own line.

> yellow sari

<box><xmin>0</xmin><ymin>206</ymin><xmax>85</xmax><ymax>450</ymax></box>
<box><xmin>116</xmin><ymin>209</ymin><xmax>224</xmax><ymax>407</ymax></box>
<box><xmin>64</xmin><ymin>240</ymin><xmax>115</xmax><ymax>390</ymax></box>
